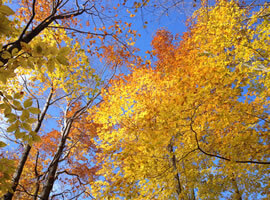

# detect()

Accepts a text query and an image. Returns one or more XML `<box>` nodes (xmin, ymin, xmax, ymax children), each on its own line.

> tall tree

<box><xmin>90</xmin><ymin>1</ymin><xmax>270</xmax><ymax>199</ymax></box>
<box><xmin>0</xmin><ymin>0</ymin><xmax>138</xmax><ymax>199</ymax></box>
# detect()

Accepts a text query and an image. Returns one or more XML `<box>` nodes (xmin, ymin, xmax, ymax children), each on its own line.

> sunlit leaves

<box><xmin>23</xmin><ymin>99</ymin><xmax>32</xmax><ymax>108</ymax></box>
<box><xmin>0</xmin><ymin>3</ymin><xmax>14</xmax><ymax>35</ymax></box>
<box><xmin>27</xmin><ymin>107</ymin><xmax>40</xmax><ymax>114</ymax></box>
<box><xmin>90</xmin><ymin>1</ymin><xmax>270</xmax><ymax>199</ymax></box>
<box><xmin>0</xmin><ymin>158</ymin><xmax>15</xmax><ymax>194</ymax></box>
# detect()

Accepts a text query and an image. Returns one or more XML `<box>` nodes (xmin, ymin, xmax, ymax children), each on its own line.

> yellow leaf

<box><xmin>23</xmin><ymin>98</ymin><xmax>33</xmax><ymax>108</ymax></box>
<box><xmin>28</xmin><ymin>107</ymin><xmax>41</xmax><ymax>114</ymax></box>
<box><xmin>0</xmin><ymin>141</ymin><xmax>6</xmax><ymax>147</ymax></box>
<box><xmin>0</xmin><ymin>5</ymin><xmax>14</xmax><ymax>15</ymax></box>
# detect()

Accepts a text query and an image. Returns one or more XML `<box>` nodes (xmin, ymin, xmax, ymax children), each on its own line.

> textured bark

<box><xmin>39</xmin><ymin>97</ymin><xmax>93</xmax><ymax>199</ymax></box>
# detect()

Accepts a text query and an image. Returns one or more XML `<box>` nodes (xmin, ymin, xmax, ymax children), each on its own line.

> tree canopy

<box><xmin>0</xmin><ymin>0</ymin><xmax>269</xmax><ymax>199</ymax></box>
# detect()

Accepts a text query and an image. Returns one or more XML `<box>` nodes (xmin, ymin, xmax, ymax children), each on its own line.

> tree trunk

<box><xmin>3</xmin><ymin>90</ymin><xmax>53</xmax><ymax>200</ymax></box>
<box><xmin>167</xmin><ymin>138</ymin><xmax>182</xmax><ymax>197</ymax></box>
<box><xmin>4</xmin><ymin>144</ymin><xmax>31</xmax><ymax>200</ymax></box>
<box><xmin>39</xmin><ymin>119</ymin><xmax>72</xmax><ymax>200</ymax></box>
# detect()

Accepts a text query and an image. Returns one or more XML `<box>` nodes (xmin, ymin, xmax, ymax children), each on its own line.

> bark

<box><xmin>33</xmin><ymin>151</ymin><xmax>41</xmax><ymax>200</ymax></box>
<box><xmin>4</xmin><ymin>144</ymin><xmax>31</xmax><ymax>200</ymax></box>
<box><xmin>39</xmin><ymin>119</ymin><xmax>72</xmax><ymax>200</ymax></box>
<box><xmin>39</xmin><ymin>98</ymin><xmax>93</xmax><ymax>199</ymax></box>
<box><xmin>168</xmin><ymin>138</ymin><xmax>182</xmax><ymax>196</ymax></box>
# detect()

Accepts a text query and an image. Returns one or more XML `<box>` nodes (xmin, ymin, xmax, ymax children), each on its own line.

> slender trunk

<box><xmin>4</xmin><ymin>144</ymin><xmax>31</xmax><ymax>200</ymax></box>
<box><xmin>182</xmin><ymin>162</ymin><xmax>196</xmax><ymax>200</ymax></box>
<box><xmin>0</xmin><ymin>7</ymin><xmax>85</xmax><ymax>66</ymax></box>
<box><xmin>33</xmin><ymin>179</ymin><xmax>40</xmax><ymax>200</ymax></box>
<box><xmin>33</xmin><ymin>151</ymin><xmax>41</xmax><ymax>200</ymax></box>
<box><xmin>3</xmin><ymin>90</ymin><xmax>53</xmax><ymax>200</ymax></box>
<box><xmin>168</xmin><ymin>138</ymin><xmax>182</xmax><ymax>196</ymax></box>
<box><xmin>190</xmin><ymin>189</ymin><xmax>196</xmax><ymax>200</ymax></box>
<box><xmin>39</xmin><ymin>119</ymin><xmax>72</xmax><ymax>200</ymax></box>
<box><xmin>39</xmin><ymin>96</ymin><xmax>93</xmax><ymax>199</ymax></box>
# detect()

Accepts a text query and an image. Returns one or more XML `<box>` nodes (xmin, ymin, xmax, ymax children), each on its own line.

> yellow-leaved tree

<box><xmin>0</xmin><ymin>0</ymin><xmax>139</xmax><ymax>199</ymax></box>
<box><xmin>90</xmin><ymin>1</ymin><xmax>270</xmax><ymax>199</ymax></box>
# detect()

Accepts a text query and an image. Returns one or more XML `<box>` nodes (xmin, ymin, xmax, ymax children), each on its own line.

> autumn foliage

<box><xmin>90</xmin><ymin>1</ymin><xmax>270</xmax><ymax>199</ymax></box>
<box><xmin>0</xmin><ymin>0</ymin><xmax>269</xmax><ymax>199</ymax></box>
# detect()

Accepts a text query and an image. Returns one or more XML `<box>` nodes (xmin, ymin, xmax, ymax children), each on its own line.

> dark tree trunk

<box><xmin>3</xmin><ymin>90</ymin><xmax>53</xmax><ymax>200</ymax></box>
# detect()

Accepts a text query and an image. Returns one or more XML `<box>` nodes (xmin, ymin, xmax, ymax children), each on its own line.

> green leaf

<box><xmin>13</xmin><ymin>92</ymin><xmax>24</xmax><ymax>99</ymax></box>
<box><xmin>47</xmin><ymin>58</ymin><xmax>55</xmax><ymax>72</ymax></box>
<box><xmin>12</xmin><ymin>100</ymin><xmax>21</xmax><ymax>108</ymax></box>
<box><xmin>23</xmin><ymin>98</ymin><xmax>33</xmax><ymax>108</ymax></box>
<box><xmin>0</xmin><ymin>72</ymin><xmax>8</xmax><ymax>83</ymax></box>
<box><xmin>0</xmin><ymin>5</ymin><xmax>15</xmax><ymax>16</ymax></box>
<box><xmin>59</xmin><ymin>47</ymin><xmax>71</xmax><ymax>56</ymax></box>
<box><xmin>4</xmin><ymin>106</ymin><xmax>11</xmax><ymax>115</ymax></box>
<box><xmin>27</xmin><ymin>60</ymin><xmax>34</xmax><ymax>69</ymax></box>
<box><xmin>35</xmin><ymin>45</ymin><xmax>42</xmax><ymax>54</ymax></box>
<box><xmin>28</xmin><ymin>107</ymin><xmax>41</xmax><ymax>114</ymax></box>
<box><xmin>1</xmin><ymin>50</ymin><xmax>11</xmax><ymax>59</ymax></box>
<box><xmin>29</xmin><ymin>131</ymin><xmax>41</xmax><ymax>142</ymax></box>
<box><xmin>5</xmin><ymin>95</ymin><xmax>12</xmax><ymax>100</ymax></box>
<box><xmin>14</xmin><ymin>129</ymin><xmax>24</xmax><ymax>139</ymax></box>
<box><xmin>11</xmin><ymin>48</ymin><xmax>18</xmax><ymax>56</ymax></box>
<box><xmin>0</xmin><ymin>103</ymin><xmax>6</xmax><ymax>109</ymax></box>
<box><xmin>5</xmin><ymin>113</ymin><xmax>17</xmax><ymax>123</ymax></box>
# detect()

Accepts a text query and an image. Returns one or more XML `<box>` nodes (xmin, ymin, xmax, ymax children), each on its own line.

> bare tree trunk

<box><xmin>33</xmin><ymin>151</ymin><xmax>41</xmax><ymax>200</ymax></box>
<box><xmin>3</xmin><ymin>89</ymin><xmax>53</xmax><ymax>200</ymax></box>
<box><xmin>168</xmin><ymin>138</ymin><xmax>182</xmax><ymax>197</ymax></box>
<box><xmin>32</xmin><ymin>179</ymin><xmax>40</xmax><ymax>200</ymax></box>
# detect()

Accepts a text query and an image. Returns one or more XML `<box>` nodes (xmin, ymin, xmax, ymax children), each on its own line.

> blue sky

<box><xmin>2</xmin><ymin>1</ymin><xmax>268</xmax><ymax>199</ymax></box>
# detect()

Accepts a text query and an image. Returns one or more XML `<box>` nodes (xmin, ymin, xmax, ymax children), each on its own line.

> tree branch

<box><xmin>189</xmin><ymin>106</ymin><xmax>270</xmax><ymax>165</ymax></box>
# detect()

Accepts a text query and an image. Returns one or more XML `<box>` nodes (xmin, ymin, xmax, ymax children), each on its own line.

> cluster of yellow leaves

<box><xmin>90</xmin><ymin>1</ymin><xmax>270</xmax><ymax>199</ymax></box>
<box><xmin>0</xmin><ymin>0</ymin><xmax>14</xmax><ymax>35</ymax></box>
<box><xmin>1</xmin><ymin>0</ymin><xmax>141</xmax><ymax>197</ymax></box>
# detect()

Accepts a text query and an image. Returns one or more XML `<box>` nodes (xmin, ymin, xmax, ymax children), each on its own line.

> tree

<box><xmin>90</xmin><ymin>1</ymin><xmax>269</xmax><ymax>199</ymax></box>
<box><xmin>0</xmin><ymin>0</ymin><xmax>138</xmax><ymax>199</ymax></box>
